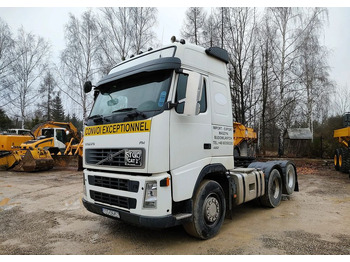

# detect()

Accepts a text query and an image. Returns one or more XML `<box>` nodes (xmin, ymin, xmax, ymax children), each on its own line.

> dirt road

<box><xmin>0</xmin><ymin>159</ymin><xmax>349</xmax><ymax>255</ymax></box>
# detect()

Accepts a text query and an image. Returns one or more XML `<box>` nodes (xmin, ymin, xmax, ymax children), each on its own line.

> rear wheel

<box><xmin>340</xmin><ymin>149</ymin><xmax>350</xmax><ymax>173</ymax></box>
<box><xmin>183</xmin><ymin>180</ymin><xmax>226</xmax><ymax>240</ymax></box>
<box><xmin>260</xmin><ymin>169</ymin><xmax>282</xmax><ymax>208</ymax></box>
<box><xmin>284</xmin><ymin>163</ymin><xmax>296</xmax><ymax>195</ymax></box>
<box><xmin>234</xmin><ymin>147</ymin><xmax>240</xmax><ymax>157</ymax></box>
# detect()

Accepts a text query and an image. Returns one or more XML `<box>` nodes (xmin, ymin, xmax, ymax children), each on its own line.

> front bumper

<box><xmin>82</xmin><ymin>198</ymin><xmax>181</xmax><ymax>228</ymax></box>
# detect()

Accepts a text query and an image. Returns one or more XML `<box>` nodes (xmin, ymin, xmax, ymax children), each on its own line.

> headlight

<box><xmin>144</xmin><ymin>181</ymin><xmax>157</xmax><ymax>208</ymax></box>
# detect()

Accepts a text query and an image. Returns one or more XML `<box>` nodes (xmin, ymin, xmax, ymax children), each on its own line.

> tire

<box><xmin>239</xmin><ymin>141</ymin><xmax>248</xmax><ymax>157</ymax></box>
<box><xmin>284</xmin><ymin>163</ymin><xmax>296</xmax><ymax>195</ymax></box>
<box><xmin>260</xmin><ymin>169</ymin><xmax>282</xmax><ymax>208</ymax></box>
<box><xmin>346</xmin><ymin>150</ymin><xmax>350</xmax><ymax>175</ymax></box>
<box><xmin>341</xmin><ymin>149</ymin><xmax>350</xmax><ymax>173</ymax></box>
<box><xmin>183</xmin><ymin>180</ymin><xmax>226</xmax><ymax>240</ymax></box>
<box><xmin>334</xmin><ymin>149</ymin><xmax>340</xmax><ymax>171</ymax></box>
<box><xmin>339</xmin><ymin>148</ymin><xmax>344</xmax><ymax>172</ymax></box>
<box><xmin>234</xmin><ymin>147</ymin><xmax>240</xmax><ymax>157</ymax></box>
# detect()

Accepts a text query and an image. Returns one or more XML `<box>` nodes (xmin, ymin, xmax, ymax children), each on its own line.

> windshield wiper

<box><xmin>88</xmin><ymin>114</ymin><xmax>107</xmax><ymax>123</ymax></box>
<box><xmin>112</xmin><ymin>108</ymin><xmax>146</xmax><ymax>118</ymax></box>
<box><xmin>88</xmin><ymin>114</ymin><xmax>103</xmax><ymax>120</ymax></box>
<box><xmin>112</xmin><ymin>107</ymin><xmax>136</xmax><ymax>113</ymax></box>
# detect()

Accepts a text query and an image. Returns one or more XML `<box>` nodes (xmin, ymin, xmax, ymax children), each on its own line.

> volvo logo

<box><xmin>107</xmin><ymin>153</ymin><xmax>114</xmax><ymax>162</ymax></box>
<box><xmin>95</xmin><ymin>150</ymin><xmax>125</xmax><ymax>165</ymax></box>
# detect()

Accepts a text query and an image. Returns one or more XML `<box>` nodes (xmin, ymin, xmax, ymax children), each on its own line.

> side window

<box><xmin>56</xmin><ymin>130</ymin><xmax>64</xmax><ymax>143</ymax></box>
<box><xmin>175</xmin><ymin>74</ymin><xmax>207</xmax><ymax>114</ymax></box>
<box><xmin>199</xmin><ymin>80</ymin><xmax>207</xmax><ymax>113</ymax></box>
<box><xmin>175</xmin><ymin>73</ymin><xmax>188</xmax><ymax>114</ymax></box>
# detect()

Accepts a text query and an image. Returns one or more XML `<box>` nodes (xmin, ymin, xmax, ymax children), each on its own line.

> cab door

<box><xmin>169</xmin><ymin>71</ymin><xmax>211</xmax><ymax>171</ymax></box>
<box><xmin>54</xmin><ymin>129</ymin><xmax>66</xmax><ymax>149</ymax></box>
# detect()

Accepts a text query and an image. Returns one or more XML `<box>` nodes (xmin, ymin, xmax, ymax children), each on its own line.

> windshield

<box><xmin>90</xmin><ymin>70</ymin><xmax>172</xmax><ymax>119</ymax></box>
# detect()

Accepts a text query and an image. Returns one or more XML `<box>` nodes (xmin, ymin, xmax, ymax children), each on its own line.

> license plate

<box><xmin>102</xmin><ymin>208</ymin><xmax>120</xmax><ymax>218</ymax></box>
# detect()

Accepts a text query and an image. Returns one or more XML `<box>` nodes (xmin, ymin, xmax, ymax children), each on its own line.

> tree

<box><xmin>71</xmin><ymin>113</ymin><xmax>83</xmax><ymax>132</ymax></box>
<box><xmin>332</xmin><ymin>84</ymin><xmax>350</xmax><ymax>116</ymax></box>
<box><xmin>96</xmin><ymin>7</ymin><xmax>158</xmax><ymax>74</ymax></box>
<box><xmin>129</xmin><ymin>7</ymin><xmax>158</xmax><ymax>54</ymax></box>
<box><xmin>225</xmin><ymin>7</ymin><xmax>259</xmax><ymax>125</ymax></box>
<box><xmin>0</xmin><ymin>18</ymin><xmax>16</xmax><ymax>107</ymax></box>
<box><xmin>267</xmin><ymin>7</ymin><xmax>329</xmax><ymax>156</ymax></box>
<box><xmin>257</xmin><ymin>12</ymin><xmax>278</xmax><ymax>154</ymax></box>
<box><xmin>59</xmin><ymin>10</ymin><xmax>100</xmax><ymax>120</ymax></box>
<box><xmin>26</xmin><ymin>109</ymin><xmax>45</xmax><ymax>130</ymax></box>
<box><xmin>97</xmin><ymin>7</ymin><xmax>132</xmax><ymax>74</ymax></box>
<box><xmin>296</xmin><ymin>8</ymin><xmax>332</xmax><ymax>137</ymax></box>
<box><xmin>181</xmin><ymin>7</ymin><xmax>207</xmax><ymax>45</ymax></box>
<box><xmin>0</xmin><ymin>108</ymin><xmax>12</xmax><ymax>130</ymax></box>
<box><xmin>202</xmin><ymin>8</ymin><xmax>230</xmax><ymax>48</ymax></box>
<box><xmin>8</xmin><ymin>27</ymin><xmax>50</xmax><ymax>129</ymax></box>
<box><xmin>51</xmin><ymin>92</ymin><xmax>65</xmax><ymax>121</ymax></box>
<box><xmin>38</xmin><ymin>70</ymin><xmax>57</xmax><ymax>121</ymax></box>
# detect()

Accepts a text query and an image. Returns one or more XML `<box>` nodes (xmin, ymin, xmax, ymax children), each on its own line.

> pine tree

<box><xmin>0</xmin><ymin>108</ymin><xmax>12</xmax><ymax>130</ymax></box>
<box><xmin>51</xmin><ymin>93</ymin><xmax>65</xmax><ymax>121</ymax></box>
<box><xmin>39</xmin><ymin>70</ymin><xmax>57</xmax><ymax>121</ymax></box>
<box><xmin>71</xmin><ymin>113</ymin><xmax>83</xmax><ymax>132</ymax></box>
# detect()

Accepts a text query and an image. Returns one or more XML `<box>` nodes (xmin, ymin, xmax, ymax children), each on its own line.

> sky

<box><xmin>0</xmin><ymin>0</ymin><xmax>349</xmax><ymax>116</ymax></box>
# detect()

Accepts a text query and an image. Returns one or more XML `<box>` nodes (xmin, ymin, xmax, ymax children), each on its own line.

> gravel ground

<box><xmin>0</xmin><ymin>159</ymin><xmax>349</xmax><ymax>255</ymax></box>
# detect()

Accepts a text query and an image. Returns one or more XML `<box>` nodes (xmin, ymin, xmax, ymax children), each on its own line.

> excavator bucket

<box><xmin>51</xmin><ymin>154</ymin><xmax>82</xmax><ymax>170</ymax></box>
<box><xmin>0</xmin><ymin>151</ymin><xmax>22</xmax><ymax>170</ymax></box>
<box><xmin>12</xmin><ymin>149</ymin><xmax>54</xmax><ymax>172</ymax></box>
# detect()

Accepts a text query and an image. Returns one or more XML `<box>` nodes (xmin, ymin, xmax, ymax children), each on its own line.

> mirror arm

<box><xmin>164</xmin><ymin>101</ymin><xmax>178</xmax><ymax>110</ymax></box>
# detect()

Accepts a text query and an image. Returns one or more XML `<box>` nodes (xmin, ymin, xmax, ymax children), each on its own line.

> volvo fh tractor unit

<box><xmin>82</xmin><ymin>37</ymin><xmax>298</xmax><ymax>239</ymax></box>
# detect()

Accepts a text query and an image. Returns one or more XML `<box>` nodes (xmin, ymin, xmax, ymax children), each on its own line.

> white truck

<box><xmin>82</xmin><ymin>37</ymin><xmax>298</xmax><ymax>239</ymax></box>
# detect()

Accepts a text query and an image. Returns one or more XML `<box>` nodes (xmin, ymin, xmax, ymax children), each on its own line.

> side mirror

<box><xmin>183</xmin><ymin>71</ymin><xmax>203</xmax><ymax>116</ymax></box>
<box><xmin>84</xmin><ymin>81</ymin><xmax>92</xmax><ymax>93</ymax></box>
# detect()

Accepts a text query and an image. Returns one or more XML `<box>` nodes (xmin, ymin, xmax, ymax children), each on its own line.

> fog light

<box><xmin>144</xmin><ymin>181</ymin><xmax>157</xmax><ymax>208</ymax></box>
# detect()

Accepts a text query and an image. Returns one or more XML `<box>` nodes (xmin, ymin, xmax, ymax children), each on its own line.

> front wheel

<box><xmin>334</xmin><ymin>149</ymin><xmax>340</xmax><ymax>171</ymax></box>
<box><xmin>183</xmin><ymin>180</ymin><xmax>226</xmax><ymax>240</ymax></box>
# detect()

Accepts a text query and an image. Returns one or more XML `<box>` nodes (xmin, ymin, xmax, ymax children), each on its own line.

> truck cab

<box><xmin>82</xmin><ymin>39</ymin><xmax>298</xmax><ymax>239</ymax></box>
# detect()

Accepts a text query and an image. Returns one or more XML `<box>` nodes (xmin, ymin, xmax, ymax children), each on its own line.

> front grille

<box><xmin>85</xmin><ymin>148</ymin><xmax>125</xmax><ymax>166</ymax></box>
<box><xmin>90</xmin><ymin>190</ymin><xmax>136</xmax><ymax>209</ymax></box>
<box><xmin>88</xmin><ymin>175</ymin><xmax>139</xmax><ymax>192</ymax></box>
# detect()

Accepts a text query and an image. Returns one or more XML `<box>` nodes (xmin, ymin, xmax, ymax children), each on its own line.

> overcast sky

<box><xmin>0</xmin><ymin>1</ymin><xmax>349</xmax><ymax>93</ymax></box>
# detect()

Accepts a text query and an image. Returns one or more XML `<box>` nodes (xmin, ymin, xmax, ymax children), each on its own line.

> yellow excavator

<box><xmin>233</xmin><ymin>122</ymin><xmax>257</xmax><ymax>167</ymax></box>
<box><xmin>233</xmin><ymin>122</ymin><xmax>257</xmax><ymax>157</ymax></box>
<box><xmin>333</xmin><ymin>113</ymin><xmax>350</xmax><ymax>176</ymax></box>
<box><xmin>0</xmin><ymin>121</ymin><xmax>83</xmax><ymax>172</ymax></box>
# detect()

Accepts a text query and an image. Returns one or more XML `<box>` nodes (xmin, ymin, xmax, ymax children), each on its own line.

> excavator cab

<box><xmin>39</xmin><ymin>128</ymin><xmax>67</xmax><ymax>154</ymax></box>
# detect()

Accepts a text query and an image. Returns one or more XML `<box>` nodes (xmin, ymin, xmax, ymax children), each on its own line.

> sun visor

<box><xmin>96</xmin><ymin>57</ymin><xmax>181</xmax><ymax>87</ymax></box>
